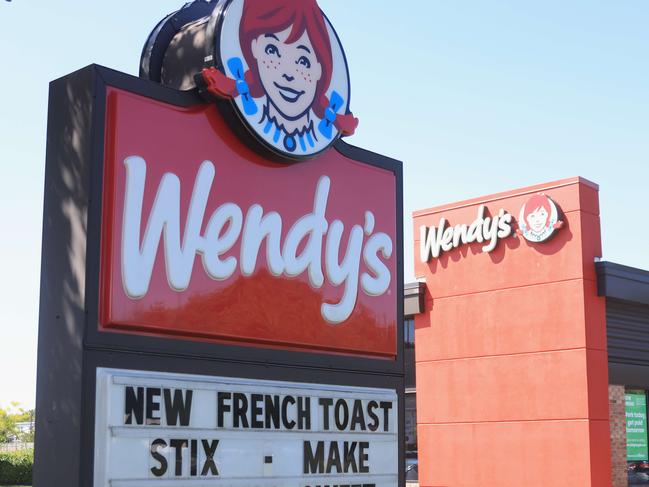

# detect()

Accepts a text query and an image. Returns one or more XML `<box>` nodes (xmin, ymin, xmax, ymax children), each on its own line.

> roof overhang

<box><xmin>596</xmin><ymin>261</ymin><xmax>649</xmax><ymax>306</ymax></box>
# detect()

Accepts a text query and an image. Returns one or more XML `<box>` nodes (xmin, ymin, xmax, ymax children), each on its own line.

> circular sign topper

<box><xmin>518</xmin><ymin>193</ymin><xmax>564</xmax><ymax>243</ymax></box>
<box><xmin>199</xmin><ymin>0</ymin><xmax>359</xmax><ymax>160</ymax></box>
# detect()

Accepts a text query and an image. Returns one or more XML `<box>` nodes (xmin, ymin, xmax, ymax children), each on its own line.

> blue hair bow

<box><xmin>318</xmin><ymin>91</ymin><xmax>345</xmax><ymax>140</ymax></box>
<box><xmin>227</xmin><ymin>57</ymin><xmax>258</xmax><ymax>116</ymax></box>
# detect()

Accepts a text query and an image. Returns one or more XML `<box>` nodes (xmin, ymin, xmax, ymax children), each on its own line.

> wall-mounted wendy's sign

<box><xmin>517</xmin><ymin>193</ymin><xmax>564</xmax><ymax>243</ymax></box>
<box><xmin>419</xmin><ymin>194</ymin><xmax>564</xmax><ymax>263</ymax></box>
<box><xmin>419</xmin><ymin>205</ymin><xmax>514</xmax><ymax>262</ymax></box>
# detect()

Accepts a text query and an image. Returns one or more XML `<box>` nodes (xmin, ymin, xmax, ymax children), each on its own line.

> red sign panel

<box><xmin>100</xmin><ymin>89</ymin><xmax>397</xmax><ymax>358</ymax></box>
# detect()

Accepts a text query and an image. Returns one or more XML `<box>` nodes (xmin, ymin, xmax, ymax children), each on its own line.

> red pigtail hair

<box><xmin>317</xmin><ymin>95</ymin><xmax>358</xmax><ymax>136</ymax></box>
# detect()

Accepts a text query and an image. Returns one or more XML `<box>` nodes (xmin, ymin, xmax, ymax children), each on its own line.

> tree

<box><xmin>0</xmin><ymin>403</ymin><xmax>33</xmax><ymax>443</ymax></box>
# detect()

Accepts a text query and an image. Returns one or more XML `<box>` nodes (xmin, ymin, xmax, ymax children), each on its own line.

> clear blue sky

<box><xmin>1</xmin><ymin>1</ymin><xmax>647</xmax><ymax>409</ymax></box>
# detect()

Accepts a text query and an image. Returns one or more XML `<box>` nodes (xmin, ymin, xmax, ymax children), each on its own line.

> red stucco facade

<box><xmin>413</xmin><ymin>177</ymin><xmax>611</xmax><ymax>486</ymax></box>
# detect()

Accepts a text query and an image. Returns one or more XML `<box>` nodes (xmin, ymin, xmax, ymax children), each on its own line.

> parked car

<box><xmin>405</xmin><ymin>455</ymin><xmax>418</xmax><ymax>482</ymax></box>
<box><xmin>629</xmin><ymin>462</ymin><xmax>649</xmax><ymax>484</ymax></box>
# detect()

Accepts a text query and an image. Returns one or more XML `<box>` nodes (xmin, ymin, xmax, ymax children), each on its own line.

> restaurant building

<box><xmin>404</xmin><ymin>177</ymin><xmax>649</xmax><ymax>487</ymax></box>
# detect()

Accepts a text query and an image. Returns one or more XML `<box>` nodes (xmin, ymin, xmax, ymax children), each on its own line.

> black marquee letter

<box><xmin>335</xmin><ymin>400</ymin><xmax>349</xmax><ymax>431</ymax></box>
<box><xmin>359</xmin><ymin>442</ymin><xmax>370</xmax><ymax>473</ymax></box>
<box><xmin>319</xmin><ymin>398</ymin><xmax>333</xmax><ymax>430</ymax></box>
<box><xmin>217</xmin><ymin>392</ymin><xmax>231</xmax><ymax>428</ymax></box>
<box><xmin>251</xmin><ymin>394</ymin><xmax>264</xmax><ymax>429</ymax></box>
<box><xmin>350</xmin><ymin>400</ymin><xmax>367</xmax><ymax>431</ymax></box>
<box><xmin>190</xmin><ymin>439</ymin><xmax>198</xmax><ymax>476</ymax></box>
<box><xmin>233</xmin><ymin>393</ymin><xmax>249</xmax><ymax>428</ymax></box>
<box><xmin>146</xmin><ymin>388</ymin><xmax>161</xmax><ymax>425</ymax></box>
<box><xmin>282</xmin><ymin>396</ymin><xmax>296</xmax><ymax>429</ymax></box>
<box><xmin>344</xmin><ymin>441</ymin><xmax>358</xmax><ymax>472</ymax></box>
<box><xmin>379</xmin><ymin>402</ymin><xmax>393</xmax><ymax>432</ymax></box>
<box><xmin>164</xmin><ymin>389</ymin><xmax>193</xmax><ymax>426</ymax></box>
<box><xmin>297</xmin><ymin>397</ymin><xmax>311</xmax><ymax>430</ymax></box>
<box><xmin>150</xmin><ymin>439</ymin><xmax>167</xmax><ymax>477</ymax></box>
<box><xmin>125</xmin><ymin>386</ymin><xmax>144</xmax><ymax>425</ymax></box>
<box><xmin>265</xmin><ymin>395</ymin><xmax>280</xmax><ymax>429</ymax></box>
<box><xmin>367</xmin><ymin>401</ymin><xmax>379</xmax><ymax>432</ymax></box>
<box><xmin>326</xmin><ymin>441</ymin><xmax>342</xmax><ymax>473</ymax></box>
<box><xmin>303</xmin><ymin>440</ymin><xmax>324</xmax><ymax>474</ymax></box>
<box><xmin>201</xmin><ymin>439</ymin><xmax>219</xmax><ymax>476</ymax></box>
<box><xmin>170</xmin><ymin>439</ymin><xmax>187</xmax><ymax>476</ymax></box>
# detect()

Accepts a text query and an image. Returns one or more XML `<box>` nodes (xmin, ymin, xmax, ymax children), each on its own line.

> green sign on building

<box><xmin>626</xmin><ymin>390</ymin><xmax>649</xmax><ymax>462</ymax></box>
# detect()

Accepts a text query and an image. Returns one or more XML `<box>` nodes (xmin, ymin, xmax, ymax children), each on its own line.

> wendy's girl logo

<box><xmin>517</xmin><ymin>193</ymin><xmax>564</xmax><ymax>243</ymax></box>
<box><xmin>198</xmin><ymin>0</ymin><xmax>358</xmax><ymax>160</ymax></box>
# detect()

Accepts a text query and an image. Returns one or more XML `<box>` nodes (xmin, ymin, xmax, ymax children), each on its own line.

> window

<box><xmin>405</xmin><ymin>392</ymin><xmax>418</xmax><ymax>482</ymax></box>
<box><xmin>404</xmin><ymin>318</ymin><xmax>415</xmax><ymax>348</ymax></box>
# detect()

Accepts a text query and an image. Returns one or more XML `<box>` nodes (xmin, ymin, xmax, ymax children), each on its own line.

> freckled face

<box><xmin>251</xmin><ymin>26</ymin><xmax>322</xmax><ymax>120</ymax></box>
<box><xmin>526</xmin><ymin>206</ymin><xmax>549</xmax><ymax>232</ymax></box>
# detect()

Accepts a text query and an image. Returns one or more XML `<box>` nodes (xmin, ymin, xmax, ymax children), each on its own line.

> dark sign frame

<box><xmin>35</xmin><ymin>64</ymin><xmax>404</xmax><ymax>487</ymax></box>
